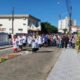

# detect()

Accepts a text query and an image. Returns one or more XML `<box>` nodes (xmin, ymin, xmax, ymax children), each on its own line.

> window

<box><xmin>35</xmin><ymin>22</ymin><xmax>39</xmax><ymax>27</ymax></box>
<box><xmin>23</xmin><ymin>23</ymin><xmax>26</xmax><ymax>25</ymax></box>
<box><xmin>18</xmin><ymin>29</ymin><xmax>23</xmax><ymax>31</ymax></box>
<box><xmin>28</xmin><ymin>20</ymin><xmax>32</xmax><ymax>27</ymax></box>
<box><xmin>0</xmin><ymin>28</ymin><xmax>6</xmax><ymax>31</ymax></box>
<box><xmin>9</xmin><ymin>28</ymin><xmax>12</xmax><ymax>31</ymax></box>
<box><xmin>23</xmin><ymin>18</ymin><xmax>26</xmax><ymax>20</ymax></box>
<box><xmin>2</xmin><ymin>28</ymin><xmax>6</xmax><ymax>31</ymax></box>
<box><xmin>33</xmin><ymin>21</ymin><xmax>39</xmax><ymax>27</ymax></box>
<box><xmin>9</xmin><ymin>18</ymin><xmax>11</xmax><ymax>21</ymax></box>
<box><xmin>0</xmin><ymin>24</ymin><xmax>3</xmax><ymax>26</ymax></box>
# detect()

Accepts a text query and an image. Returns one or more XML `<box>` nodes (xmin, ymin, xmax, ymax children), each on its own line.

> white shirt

<box><xmin>32</xmin><ymin>39</ymin><xmax>39</xmax><ymax>48</ymax></box>
<box><xmin>38</xmin><ymin>36</ymin><xmax>42</xmax><ymax>44</ymax></box>
<box><xmin>22</xmin><ymin>36</ymin><xmax>26</xmax><ymax>43</ymax></box>
<box><xmin>18</xmin><ymin>37</ymin><xmax>23</xmax><ymax>45</ymax></box>
<box><xmin>27</xmin><ymin>36</ymin><xmax>32</xmax><ymax>44</ymax></box>
<box><xmin>13</xmin><ymin>39</ymin><xmax>18</xmax><ymax>48</ymax></box>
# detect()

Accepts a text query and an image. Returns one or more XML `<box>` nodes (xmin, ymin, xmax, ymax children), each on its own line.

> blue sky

<box><xmin>0</xmin><ymin>0</ymin><xmax>80</xmax><ymax>27</ymax></box>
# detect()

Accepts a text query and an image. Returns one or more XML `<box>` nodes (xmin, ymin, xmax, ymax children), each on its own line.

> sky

<box><xmin>0</xmin><ymin>0</ymin><xmax>80</xmax><ymax>27</ymax></box>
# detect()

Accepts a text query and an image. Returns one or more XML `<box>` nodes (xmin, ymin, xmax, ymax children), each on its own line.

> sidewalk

<box><xmin>0</xmin><ymin>45</ymin><xmax>12</xmax><ymax>50</ymax></box>
<box><xmin>47</xmin><ymin>48</ymin><xmax>80</xmax><ymax>80</ymax></box>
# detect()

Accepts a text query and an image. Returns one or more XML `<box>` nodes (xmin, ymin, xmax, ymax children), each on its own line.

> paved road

<box><xmin>0</xmin><ymin>47</ymin><xmax>61</xmax><ymax>80</ymax></box>
<box><xmin>47</xmin><ymin>48</ymin><xmax>80</xmax><ymax>80</ymax></box>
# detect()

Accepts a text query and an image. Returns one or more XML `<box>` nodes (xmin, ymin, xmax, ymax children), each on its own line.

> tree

<box><xmin>76</xmin><ymin>36</ymin><xmax>80</xmax><ymax>52</ymax></box>
<box><xmin>41</xmin><ymin>22</ymin><xmax>58</xmax><ymax>34</ymax></box>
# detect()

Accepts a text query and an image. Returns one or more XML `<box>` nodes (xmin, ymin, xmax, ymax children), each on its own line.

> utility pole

<box><xmin>12</xmin><ymin>7</ymin><xmax>14</xmax><ymax>34</ymax></box>
<box><xmin>59</xmin><ymin>14</ymin><xmax>62</xmax><ymax>30</ymax></box>
<box><xmin>69</xmin><ymin>6</ymin><xmax>72</xmax><ymax>33</ymax></box>
<box><xmin>65</xmin><ymin>0</ymin><xmax>72</xmax><ymax>33</ymax></box>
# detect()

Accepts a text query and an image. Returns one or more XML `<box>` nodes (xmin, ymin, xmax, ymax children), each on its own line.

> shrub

<box><xmin>76</xmin><ymin>36</ymin><xmax>80</xmax><ymax>52</ymax></box>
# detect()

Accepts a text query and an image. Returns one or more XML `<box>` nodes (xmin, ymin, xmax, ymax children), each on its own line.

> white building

<box><xmin>71</xmin><ymin>26</ymin><xmax>78</xmax><ymax>33</ymax></box>
<box><xmin>0</xmin><ymin>14</ymin><xmax>41</xmax><ymax>35</ymax></box>
<box><xmin>58</xmin><ymin>17</ymin><xmax>76</xmax><ymax>33</ymax></box>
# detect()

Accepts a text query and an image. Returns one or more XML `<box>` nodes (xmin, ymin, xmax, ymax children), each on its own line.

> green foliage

<box><xmin>78</xmin><ymin>32</ymin><xmax>80</xmax><ymax>36</ymax></box>
<box><xmin>76</xmin><ymin>36</ymin><xmax>80</xmax><ymax>50</ymax></box>
<box><xmin>41</xmin><ymin>22</ymin><xmax>58</xmax><ymax>34</ymax></box>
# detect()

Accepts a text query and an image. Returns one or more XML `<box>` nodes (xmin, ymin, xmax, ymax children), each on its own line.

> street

<box><xmin>0</xmin><ymin>47</ymin><xmax>61</xmax><ymax>80</ymax></box>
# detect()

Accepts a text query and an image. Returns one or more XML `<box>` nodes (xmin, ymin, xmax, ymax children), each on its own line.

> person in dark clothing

<box><xmin>61</xmin><ymin>35</ymin><xmax>65</xmax><ymax>48</ymax></box>
<box><xmin>64</xmin><ymin>35</ymin><xmax>69</xmax><ymax>48</ymax></box>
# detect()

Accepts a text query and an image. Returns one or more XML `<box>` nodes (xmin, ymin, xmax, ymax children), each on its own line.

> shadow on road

<box><xmin>20</xmin><ymin>47</ymin><xmax>53</xmax><ymax>54</ymax></box>
<box><xmin>36</xmin><ymin>50</ymin><xmax>53</xmax><ymax>53</ymax></box>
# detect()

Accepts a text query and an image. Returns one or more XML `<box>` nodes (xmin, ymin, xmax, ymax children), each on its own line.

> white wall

<box><xmin>0</xmin><ymin>18</ymin><xmax>12</xmax><ymax>33</ymax></box>
<box><xmin>58</xmin><ymin>17</ymin><xmax>76</xmax><ymax>32</ymax></box>
<box><xmin>0</xmin><ymin>15</ymin><xmax>41</xmax><ymax>34</ymax></box>
<box><xmin>0</xmin><ymin>18</ymin><xmax>29</xmax><ymax>34</ymax></box>
<box><xmin>14</xmin><ymin>18</ymin><xmax>28</xmax><ymax>34</ymax></box>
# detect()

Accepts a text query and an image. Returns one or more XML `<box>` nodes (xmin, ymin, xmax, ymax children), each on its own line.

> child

<box><xmin>12</xmin><ymin>35</ymin><xmax>18</xmax><ymax>53</ymax></box>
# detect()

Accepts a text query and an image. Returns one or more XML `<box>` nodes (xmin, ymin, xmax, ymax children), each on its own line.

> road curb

<box><xmin>0</xmin><ymin>45</ymin><xmax>12</xmax><ymax>50</ymax></box>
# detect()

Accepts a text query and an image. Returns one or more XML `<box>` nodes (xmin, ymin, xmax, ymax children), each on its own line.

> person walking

<box><xmin>31</xmin><ymin>36</ymin><xmax>39</xmax><ymax>52</ymax></box>
<box><xmin>22</xmin><ymin>35</ymin><xmax>27</xmax><ymax>47</ymax></box>
<box><xmin>17</xmin><ymin>35</ymin><xmax>23</xmax><ymax>51</ymax></box>
<box><xmin>12</xmin><ymin>35</ymin><xmax>18</xmax><ymax>53</ymax></box>
<box><xmin>64</xmin><ymin>35</ymin><xmax>69</xmax><ymax>48</ymax></box>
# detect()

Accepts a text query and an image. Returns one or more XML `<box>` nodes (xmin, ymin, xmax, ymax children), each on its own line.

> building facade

<box><xmin>0</xmin><ymin>14</ymin><xmax>41</xmax><ymax>34</ymax></box>
<box><xmin>58</xmin><ymin>17</ymin><xmax>76</xmax><ymax>33</ymax></box>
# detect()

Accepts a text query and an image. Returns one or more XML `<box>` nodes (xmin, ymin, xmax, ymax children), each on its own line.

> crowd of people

<box><xmin>12</xmin><ymin>33</ymin><xmax>77</xmax><ymax>53</ymax></box>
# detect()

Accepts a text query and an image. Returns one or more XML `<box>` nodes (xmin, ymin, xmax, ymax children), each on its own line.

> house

<box><xmin>0</xmin><ymin>14</ymin><xmax>41</xmax><ymax>46</ymax></box>
<box><xmin>0</xmin><ymin>14</ymin><xmax>41</xmax><ymax>35</ymax></box>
